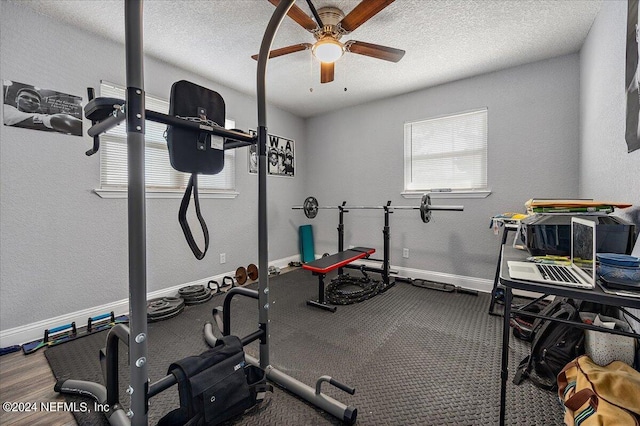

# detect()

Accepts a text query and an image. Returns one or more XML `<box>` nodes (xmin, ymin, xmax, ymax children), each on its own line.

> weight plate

<box><xmin>420</xmin><ymin>194</ymin><xmax>432</xmax><ymax>223</ymax></box>
<box><xmin>303</xmin><ymin>196</ymin><xmax>319</xmax><ymax>219</ymax></box>
<box><xmin>147</xmin><ymin>297</ymin><xmax>185</xmax><ymax>321</ymax></box>
<box><xmin>148</xmin><ymin>304</ymin><xmax>184</xmax><ymax>322</ymax></box>
<box><xmin>247</xmin><ymin>264</ymin><xmax>259</xmax><ymax>281</ymax></box>
<box><xmin>178</xmin><ymin>284</ymin><xmax>206</xmax><ymax>298</ymax></box>
<box><xmin>236</xmin><ymin>266</ymin><xmax>248</xmax><ymax>285</ymax></box>
<box><xmin>182</xmin><ymin>288</ymin><xmax>213</xmax><ymax>305</ymax></box>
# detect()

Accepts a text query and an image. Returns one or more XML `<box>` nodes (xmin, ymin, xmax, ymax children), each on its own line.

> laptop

<box><xmin>507</xmin><ymin>217</ymin><xmax>596</xmax><ymax>289</ymax></box>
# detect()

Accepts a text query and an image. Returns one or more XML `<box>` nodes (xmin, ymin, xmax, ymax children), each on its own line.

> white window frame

<box><xmin>94</xmin><ymin>81</ymin><xmax>238</xmax><ymax>199</ymax></box>
<box><xmin>402</xmin><ymin>108</ymin><xmax>490</xmax><ymax>199</ymax></box>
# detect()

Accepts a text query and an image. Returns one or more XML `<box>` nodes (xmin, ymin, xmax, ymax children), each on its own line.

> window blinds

<box><xmin>99</xmin><ymin>81</ymin><xmax>235</xmax><ymax>192</ymax></box>
<box><xmin>404</xmin><ymin>108</ymin><xmax>487</xmax><ymax>192</ymax></box>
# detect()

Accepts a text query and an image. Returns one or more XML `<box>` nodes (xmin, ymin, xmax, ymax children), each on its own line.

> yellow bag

<box><xmin>557</xmin><ymin>355</ymin><xmax>640</xmax><ymax>425</ymax></box>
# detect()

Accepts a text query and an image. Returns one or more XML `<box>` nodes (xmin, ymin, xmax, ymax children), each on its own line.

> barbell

<box><xmin>292</xmin><ymin>194</ymin><xmax>463</xmax><ymax>223</ymax></box>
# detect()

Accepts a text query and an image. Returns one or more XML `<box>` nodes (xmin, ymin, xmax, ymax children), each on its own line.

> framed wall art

<box><xmin>248</xmin><ymin>130</ymin><xmax>295</xmax><ymax>177</ymax></box>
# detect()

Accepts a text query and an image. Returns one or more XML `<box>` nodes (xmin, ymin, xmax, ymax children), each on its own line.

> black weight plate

<box><xmin>148</xmin><ymin>304</ymin><xmax>185</xmax><ymax>322</ymax></box>
<box><xmin>303</xmin><ymin>196</ymin><xmax>318</xmax><ymax>219</ymax></box>
<box><xmin>182</xmin><ymin>288</ymin><xmax>213</xmax><ymax>305</ymax></box>
<box><xmin>178</xmin><ymin>284</ymin><xmax>206</xmax><ymax>298</ymax></box>
<box><xmin>420</xmin><ymin>194</ymin><xmax>432</xmax><ymax>223</ymax></box>
<box><xmin>147</xmin><ymin>297</ymin><xmax>185</xmax><ymax>320</ymax></box>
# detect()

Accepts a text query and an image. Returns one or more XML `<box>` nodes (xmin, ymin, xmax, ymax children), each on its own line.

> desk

<box><xmin>498</xmin><ymin>243</ymin><xmax>640</xmax><ymax>426</ymax></box>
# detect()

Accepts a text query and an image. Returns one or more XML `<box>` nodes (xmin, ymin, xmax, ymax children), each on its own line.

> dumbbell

<box><xmin>227</xmin><ymin>264</ymin><xmax>259</xmax><ymax>287</ymax></box>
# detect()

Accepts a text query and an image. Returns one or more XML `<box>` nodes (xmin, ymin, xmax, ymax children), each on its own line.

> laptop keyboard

<box><xmin>536</xmin><ymin>264</ymin><xmax>579</xmax><ymax>283</ymax></box>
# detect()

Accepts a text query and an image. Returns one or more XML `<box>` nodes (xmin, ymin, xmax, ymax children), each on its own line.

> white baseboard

<box><xmin>394</xmin><ymin>265</ymin><xmax>493</xmax><ymax>293</ymax></box>
<box><xmin>344</xmin><ymin>259</ymin><xmax>494</xmax><ymax>293</ymax></box>
<box><xmin>0</xmin><ymin>254</ymin><xmax>491</xmax><ymax>348</ymax></box>
<box><xmin>0</xmin><ymin>255</ymin><xmax>302</xmax><ymax>348</ymax></box>
<box><xmin>313</xmin><ymin>255</ymin><xmax>493</xmax><ymax>293</ymax></box>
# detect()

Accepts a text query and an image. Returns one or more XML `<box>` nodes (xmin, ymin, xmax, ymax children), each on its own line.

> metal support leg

<box><xmin>499</xmin><ymin>286</ymin><xmax>513</xmax><ymax>426</ymax></box>
<box><xmin>489</xmin><ymin>227</ymin><xmax>514</xmax><ymax>316</ymax></box>
<box><xmin>306</xmin><ymin>273</ymin><xmax>337</xmax><ymax>312</ymax></box>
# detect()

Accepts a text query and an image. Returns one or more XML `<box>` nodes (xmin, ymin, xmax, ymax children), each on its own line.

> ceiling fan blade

<box><xmin>251</xmin><ymin>43</ymin><xmax>312</xmax><ymax>61</ymax></box>
<box><xmin>339</xmin><ymin>0</ymin><xmax>395</xmax><ymax>33</ymax></box>
<box><xmin>268</xmin><ymin>0</ymin><xmax>318</xmax><ymax>31</ymax></box>
<box><xmin>346</xmin><ymin>41</ymin><xmax>405</xmax><ymax>62</ymax></box>
<box><xmin>320</xmin><ymin>62</ymin><xmax>335</xmax><ymax>84</ymax></box>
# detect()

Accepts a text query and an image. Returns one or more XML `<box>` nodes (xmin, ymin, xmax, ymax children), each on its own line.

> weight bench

<box><xmin>302</xmin><ymin>247</ymin><xmax>375</xmax><ymax>312</ymax></box>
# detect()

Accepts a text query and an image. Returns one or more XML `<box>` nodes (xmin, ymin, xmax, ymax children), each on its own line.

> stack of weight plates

<box><xmin>177</xmin><ymin>284</ymin><xmax>213</xmax><ymax>305</ymax></box>
<box><xmin>147</xmin><ymin>297</ymin><xmax>185</xmax><ymax>322</ymax></box>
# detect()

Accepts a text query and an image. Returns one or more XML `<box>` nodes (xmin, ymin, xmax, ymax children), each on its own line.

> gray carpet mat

<box><xmin>45</xmin><ymin>268</ymin><xmax>564</xmax><ymax>425</ymax></box>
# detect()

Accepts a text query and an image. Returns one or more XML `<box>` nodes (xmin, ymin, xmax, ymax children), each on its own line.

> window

<box><xmin>403</xmin><ymin>108</ymin><xmax>489</xmax><ymax>197</ymax></box>
<box><xmin>96</xmin><ymin>81</ymin><xmax>237</xmax><ymax>198</ymax></box>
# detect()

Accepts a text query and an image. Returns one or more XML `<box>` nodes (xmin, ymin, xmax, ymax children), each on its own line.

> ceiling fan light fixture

<box><xmin>312</xmin><ymin>38</ymin><xmax>344</xmax><ymax>63</ymax></box>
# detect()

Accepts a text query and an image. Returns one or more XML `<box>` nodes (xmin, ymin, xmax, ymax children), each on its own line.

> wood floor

<box><xmin>0</xmin><ymin>349</ymin><xmax>76</xmax><ymax>425</ymax></box>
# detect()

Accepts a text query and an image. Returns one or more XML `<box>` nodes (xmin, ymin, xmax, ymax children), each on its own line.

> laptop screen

<box><xmin>571</xmin><ymin>218</ymin><xmax>596</xmax><ymax>282</ymax></box>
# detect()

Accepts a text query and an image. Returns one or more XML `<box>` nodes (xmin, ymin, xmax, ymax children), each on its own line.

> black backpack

<box><xmin>158</xmin><ymin>335</ymin><xmax>271</xmax><ymax>426</ymax></box>
<box><xmin>510</xmin><ymin>300</ymin><xmax>551</xmax><ymax>342</ymax></box>
<box><xmin>513</xmin><ymin>298</ymin><xmax>585</xmax><ymax>391</ymax></box>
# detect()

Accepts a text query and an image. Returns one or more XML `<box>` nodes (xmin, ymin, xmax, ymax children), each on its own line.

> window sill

<box><xmin>94</xmin><ymin>188</ymin><xmax>239</xmax><ymax>199</ymax></box>
<box><xmin>401</xmin><ymin>190</ymin><xmax>491</xmax><ymax>199</ymax></box>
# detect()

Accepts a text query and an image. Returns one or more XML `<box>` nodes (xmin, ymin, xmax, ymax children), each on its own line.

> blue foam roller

<box><xmin>299</xmin><ymin>225</ymin><xmax>315</xmax><ymax>263</ymax></box>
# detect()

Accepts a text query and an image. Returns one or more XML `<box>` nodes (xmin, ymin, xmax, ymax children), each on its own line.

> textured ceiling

<box><xmin>12</xmin><ymin>0</ymin><xmax>602</xmax><ymax>118</ymax></box>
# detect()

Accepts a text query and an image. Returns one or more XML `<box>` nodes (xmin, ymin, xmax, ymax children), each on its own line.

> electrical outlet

<box><xmin>403</xmin><ymin>248</ymin><xmax>409</xmax><ymax>258</ymax></box>
<box><xmin>220</xmin><ymin>253</ymin><xmax>226</xmax><ymax>264</ymax></box>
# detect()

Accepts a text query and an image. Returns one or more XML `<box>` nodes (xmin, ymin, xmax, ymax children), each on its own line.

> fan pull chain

<box><xmin>309</xmin><ymin>51</ymin><xmax>315</xmax><ymax>92</ymax></box>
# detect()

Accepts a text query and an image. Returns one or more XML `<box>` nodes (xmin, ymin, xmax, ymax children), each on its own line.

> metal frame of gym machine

<box><xmin>54</xmin><ymin>1</ymin><xmax>357</xmax><ymax>424</ymax></box>
<box><xmin>337</xmin><ymin>202</ymin><xmax>405</xmax><ymax>287</ymax></box>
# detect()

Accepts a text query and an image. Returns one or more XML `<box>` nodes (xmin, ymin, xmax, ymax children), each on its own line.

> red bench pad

<box><xmin>302</xmin><ymin>247</ymin><xmax>375</xmax><ymax>274</ymax></box>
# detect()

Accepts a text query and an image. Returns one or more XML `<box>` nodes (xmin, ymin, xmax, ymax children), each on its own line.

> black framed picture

<box><xmin>3</xmin><ymin>80</ymin><xmax>82</xmax><ymax>136</ymax></box>
<box><xmin>248</xmin><ymin>130</ymin><xmax>295</xmax><ymax>177</ymax></box>
<box><xmin>626</xmin><ymin>0</ymin><xmax>640</xmax><ymax>153</ymax></box>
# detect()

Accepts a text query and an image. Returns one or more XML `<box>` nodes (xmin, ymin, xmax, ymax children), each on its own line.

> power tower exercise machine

<box><xmin>54</xmin><ymin>1</ymin><xmax>357</xmax><ymax>424</ymax></box>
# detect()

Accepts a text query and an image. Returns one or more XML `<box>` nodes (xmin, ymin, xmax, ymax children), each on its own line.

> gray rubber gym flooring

<box><xmin>45</xmin><ymin>268</ymin><xmax>564</xmax><ymax>425</ymax></box>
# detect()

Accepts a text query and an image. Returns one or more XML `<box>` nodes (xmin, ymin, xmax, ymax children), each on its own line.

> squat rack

<box><xmin>56</xmin><ymin>1</ymin><xmax>356</xmax><ymax>425</ymax></box>
<box><xmin>293</xmin><ymin>197</ymin><xmax>464</xmax><ymax>285</ymax></box>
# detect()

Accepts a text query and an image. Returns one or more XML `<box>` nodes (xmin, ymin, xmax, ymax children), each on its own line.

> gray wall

<box><xmin>304</xmin><ymin>54</ymin><xmax>580</xmax><ymax>282</ymax></box>
<box><xmin>0</xmin><ymin>2</ymin><xmax>306</xmax><ymax>331</ymax></box>
<box><xmin>579</xmin><ymin>0</ymin><xmax>639</xmax><ymax>322</ymax></box>
<box><xmin>580</xmin><ymin>0</ymin><xmax>639</xmax><ymax>205</ymax></box>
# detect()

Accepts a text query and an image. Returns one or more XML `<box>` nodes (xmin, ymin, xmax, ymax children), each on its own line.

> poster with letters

<box><xmin>3</xmin><ymin>80</ymin><xmax>83</xmax><ymax>136</ymax></box>
<box><xmin>248</xmin><ymin>130</ymin><xmax>295</xmax><ymax>177</ymax></box>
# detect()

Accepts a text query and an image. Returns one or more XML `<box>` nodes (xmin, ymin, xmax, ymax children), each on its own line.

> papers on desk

<box><xmin>524</xmin><ymin>199</ymin><xmax>632</xmax><ymax>213</ymax></box>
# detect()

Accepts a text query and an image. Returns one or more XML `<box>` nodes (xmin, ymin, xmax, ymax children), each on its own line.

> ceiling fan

<box><xmin>252</xmin><ymin>0</ymin><xmax>406</xmax><ymax>84</ymax></box>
